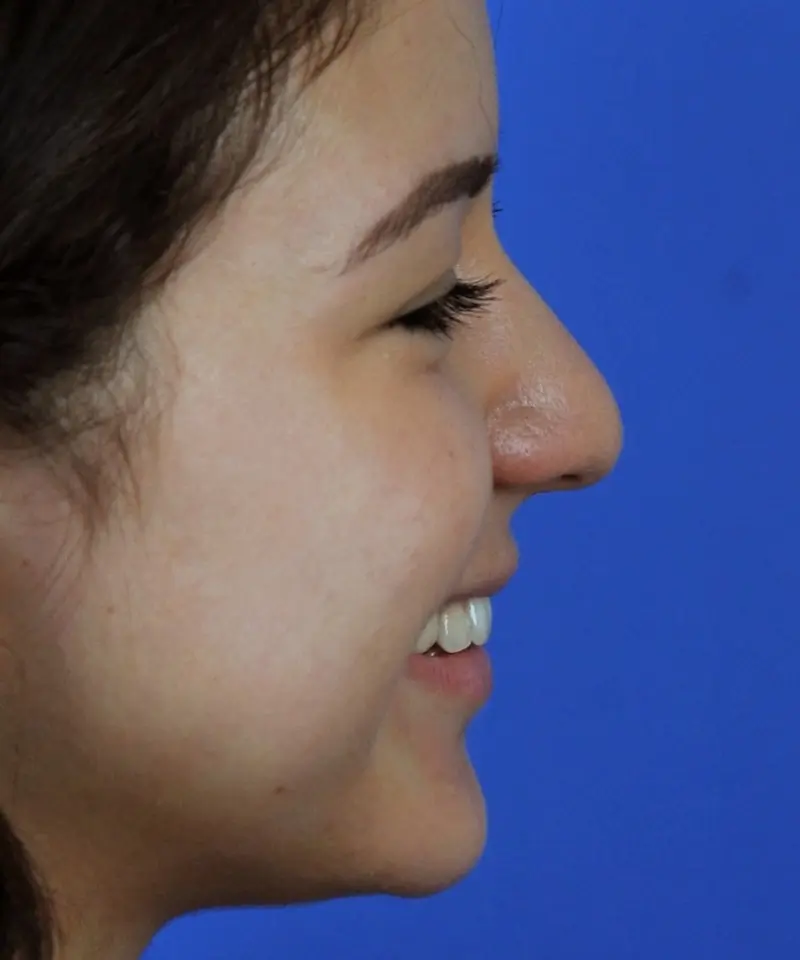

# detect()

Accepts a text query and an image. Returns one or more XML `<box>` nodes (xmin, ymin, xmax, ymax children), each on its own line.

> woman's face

<box><xmin>3</xmin><ymin>0</ymin><xmax>621</xmax><ymax>941</ymax></box>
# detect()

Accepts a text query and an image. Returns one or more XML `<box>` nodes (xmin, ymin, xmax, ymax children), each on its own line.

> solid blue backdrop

<box><xmin>145</xmin><ymin>2</ymin><xmax>799</xmax><ymax>957</ymax></box>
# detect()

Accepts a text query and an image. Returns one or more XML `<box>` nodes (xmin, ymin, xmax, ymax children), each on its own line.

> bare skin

<box><xmin>0</xmin><ymin>1</ymin><xmax>622</xmax><ymax>956</ymax></box>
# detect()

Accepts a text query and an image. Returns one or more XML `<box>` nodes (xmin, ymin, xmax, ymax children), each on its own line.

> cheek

<box><xmin>50</xmin><ymin>350</ymin><xmax>491</xmax><ymax>813</ymax></box>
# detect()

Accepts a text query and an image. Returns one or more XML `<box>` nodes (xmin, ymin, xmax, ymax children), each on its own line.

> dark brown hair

<box><xmin>0</xmin><ymin>1</ymin><xmax>367</xmax><ymax>956</ymax></box>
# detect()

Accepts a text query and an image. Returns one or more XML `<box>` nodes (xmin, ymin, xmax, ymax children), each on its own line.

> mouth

<box><xmin>405</xmin><ymin>562</ymin><xmax>517</xmax><ymax>704</ymax></box>
<box><xmin>407</xmin><ymin>638</ymin><xmax>494</xmax><ymax>705</ymax></box>
<box><xmin>413</xmin><ymin>597</ymin><xmax>492</xmax><ymax>656</ymax></box>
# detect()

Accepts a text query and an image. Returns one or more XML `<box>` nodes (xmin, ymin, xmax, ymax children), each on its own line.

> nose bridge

<box><xmin>481</xmin><ymin>262</ymin><xmax>623</xmax><ymax>493</ymax></box>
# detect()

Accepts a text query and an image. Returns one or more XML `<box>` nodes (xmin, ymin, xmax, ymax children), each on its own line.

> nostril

<box><xmin>561</xmin><ymin>473</ymin><xmax>584</xmax><ymax>487</ymax></box>
<box><xmin>557</xmin><ymin>468</ymin><xmax>608</xmax><ymax>491</ymax></box>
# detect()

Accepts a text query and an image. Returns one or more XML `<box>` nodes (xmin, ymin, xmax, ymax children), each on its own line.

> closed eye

<box><xmin>388</xmin><ymin>275</ymin><xmax>504</xmax><ymax>340</ymax></box>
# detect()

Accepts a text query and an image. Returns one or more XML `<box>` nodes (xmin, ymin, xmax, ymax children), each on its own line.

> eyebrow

<box><xmin>340</xmin><ymin>152</ymin><xmax>500</xmax><ymax>274</ymax></box>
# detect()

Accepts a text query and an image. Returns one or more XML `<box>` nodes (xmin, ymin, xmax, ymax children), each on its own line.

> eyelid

<box><xmin>396</xmin><ymin>269</ymin><xmax>458</xmax><ymax>315</ymax></box>
<box><xmin>390</xmin><ymin>274</ymin><xmax>504</xmax><ymax>340</ymax></box>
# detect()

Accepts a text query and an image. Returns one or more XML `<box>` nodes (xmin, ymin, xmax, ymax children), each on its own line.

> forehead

<box><xmin>310</xmin><ymin>0</ymin><xmax>499</xmax><ymax>155</ymax></box>
<box><xmin>252</xmin><ymin>0</ymin><xmax>499</xmax><ymax>274</ymax></box>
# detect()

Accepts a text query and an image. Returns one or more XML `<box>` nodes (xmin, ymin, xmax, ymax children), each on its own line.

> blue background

<box><xmin>146</xmin><ymin>1</ymin><xmax>799</xmax><ymax>957</ymax></box>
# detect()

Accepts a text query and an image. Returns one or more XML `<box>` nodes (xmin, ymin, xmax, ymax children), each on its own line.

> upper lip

<box><xmin>445</xmin><ymin>559</ymin><xmax>519</xmax><ymax>605</ymax></box>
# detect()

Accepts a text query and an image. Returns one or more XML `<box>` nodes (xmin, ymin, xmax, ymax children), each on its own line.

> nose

<box><xmin>477</xmin><ymin>259</ymin><xmax>623</xmax><ymax>499</ymax></box>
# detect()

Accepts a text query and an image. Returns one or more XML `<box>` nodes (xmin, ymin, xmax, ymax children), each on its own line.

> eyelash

<box><xmin>390</xmin><ymin>200</ymin><xmax>505</xmax><ymax>340</ymax></box>
<box><xmin>390</xmin><ymin>275</ymin><xmax>504</xmax><ymax>340</ymax></box>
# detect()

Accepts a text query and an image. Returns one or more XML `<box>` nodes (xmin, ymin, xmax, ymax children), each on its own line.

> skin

<box><xmin>0</xmin><ymin>1</ymin><xmax>622</xmax><ymax>957</ymax></box>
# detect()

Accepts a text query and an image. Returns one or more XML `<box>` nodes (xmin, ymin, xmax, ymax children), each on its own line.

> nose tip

<box><xmin>489</xmin><ymin>365</ymin><xmax>623</xmax><ymax>495</ymax></box>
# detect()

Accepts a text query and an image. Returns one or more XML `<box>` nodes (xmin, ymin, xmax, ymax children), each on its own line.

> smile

<box><xmin>414</xmin><ymin>598</ymin><xmax>493</xmax><ymax>655</ymax></box>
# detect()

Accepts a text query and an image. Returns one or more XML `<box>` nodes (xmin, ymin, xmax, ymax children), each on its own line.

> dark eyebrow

<box><xmin>340</xmin><ymin>152</ymin><xmax>500</xmax><ymax>274</ymax></box>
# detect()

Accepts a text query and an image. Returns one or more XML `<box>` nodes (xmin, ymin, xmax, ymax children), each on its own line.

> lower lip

<box><xmin>406</xmin><ymin>645</ymin><xmax>493</xmax><ymax>706</ymax></box>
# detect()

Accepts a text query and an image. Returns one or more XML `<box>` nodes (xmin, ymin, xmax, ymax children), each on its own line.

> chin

<box><xmin>212</xmin><ymin>720</ymin><xmax>490</xmax><ymax>907</ymax></box>
<box><xmin>350</xmin><ymin>758</ymin><xmax>489</xmax><ymax>901</ymax></box>
<box><xmin>234</xmin><ymin>799</ymin><xmax>487</xmax><ymax>909</ymax></box>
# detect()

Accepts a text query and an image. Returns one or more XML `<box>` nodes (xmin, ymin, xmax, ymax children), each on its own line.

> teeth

<box><xmin>466</xmin><ymin>596</ymin><xmax>492</xmax><ymax>645</ymax></box>
<box><xmin>414</xmin><ymin>598</ymin><xmax>493</xmax><ymax>655</ymax></box>
<box><xmin>439</xmin><ymin>604</ymin><xmax>473</xmax><ymax>653</ymax></box>
<box><xmin>414</xmin><ymin>612</ymin><xmax>441</xmax><ymax>654</ymax></box>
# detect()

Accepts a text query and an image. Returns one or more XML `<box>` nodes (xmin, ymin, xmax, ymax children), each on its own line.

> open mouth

<box><xmin>414</xmin><ymin>597</ymin><xmax>492</xmax><ymax>655</ymax></box>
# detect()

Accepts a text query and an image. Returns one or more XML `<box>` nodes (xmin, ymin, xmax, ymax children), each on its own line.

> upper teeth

<box><xmin>414</xmin><ymin>598</ymin><xmax>493</xmax><ymax>654</ymax></box>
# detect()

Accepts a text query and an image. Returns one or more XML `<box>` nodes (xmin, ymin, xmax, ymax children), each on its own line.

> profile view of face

<box><xmin>0</xmin><ymin>0</ymin><xmax>622</xmax><ymax>951</ymax></box>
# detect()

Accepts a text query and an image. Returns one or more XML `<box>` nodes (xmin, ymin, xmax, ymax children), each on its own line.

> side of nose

<box><xmin>480</xmin><ymin>263</ymin><xmax>623</xmax><ymax>498</ymax></box>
